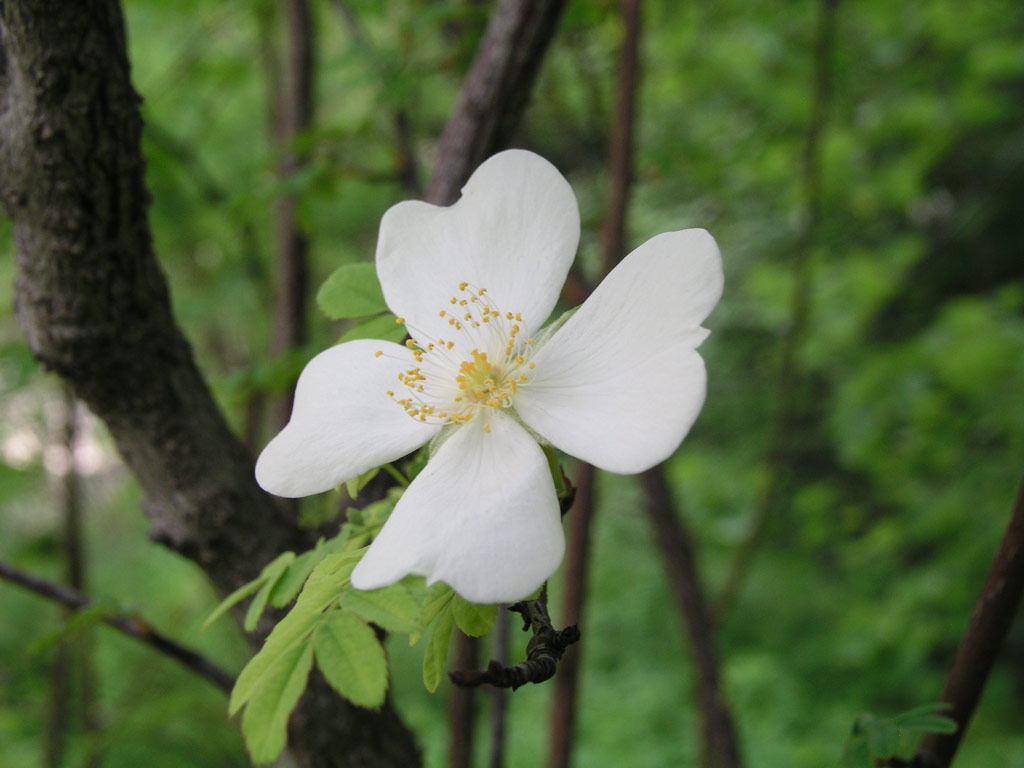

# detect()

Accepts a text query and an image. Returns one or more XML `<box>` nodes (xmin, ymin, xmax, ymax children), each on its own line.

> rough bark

<box><xmin>0</xmin><ymin>3</ymin><xmax>419</xmax><ymax>765</ymax></box>
<box><xmin>428</xmin><ymin>0</ymin><xmax>568</xmax><ymax>205</ymax></box>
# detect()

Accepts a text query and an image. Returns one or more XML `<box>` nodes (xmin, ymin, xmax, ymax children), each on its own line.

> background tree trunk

<box><xmin>0</xmin><ymin>3</ymin><xmax>419</xmax><ymax>765</ymax></box>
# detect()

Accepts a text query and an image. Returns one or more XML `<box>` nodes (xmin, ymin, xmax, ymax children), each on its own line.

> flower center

<box><xmin>379</xmin><ymin>282</ymin><xmax>536</xmax><ymax>429</ymax></box>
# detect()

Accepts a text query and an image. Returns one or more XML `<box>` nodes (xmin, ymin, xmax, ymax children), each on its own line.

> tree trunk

<box><xmin>0</xmin><ymin>3</ymin><xmax>419</xmax><ymax>765</ymax></box>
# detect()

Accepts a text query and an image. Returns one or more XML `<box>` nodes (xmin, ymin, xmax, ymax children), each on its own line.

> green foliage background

<box><xmin>1</xmin><ymin>0</ymin><xmax>1022</xmax><ymax>766</ymax></box>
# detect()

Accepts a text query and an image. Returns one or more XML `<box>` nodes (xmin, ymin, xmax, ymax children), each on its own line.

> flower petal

<box><xmin>255</xmin><ymin>339</ymin><xmax>439</xmax><ymax>497</ymax></box>
<box><xmin>514</xmin><ymin>228</ymin><xmax>723</xmax><ymax>474</ymax></box>
<box><xmin>350</xmin><ymin>415</ymin><xmax>564</xmax><ymax>604</ymax></box>
<box><xmin>376</xmin><ymin>150</ymin><xmax>580</xmax><ymax>348</ymax></box>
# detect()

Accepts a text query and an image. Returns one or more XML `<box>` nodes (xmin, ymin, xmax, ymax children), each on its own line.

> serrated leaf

<box><xmin>317</xmin><ymin>263</ymin><xmax>387</xmax><ymax>319</ymax></box>
<box><xmin>340</xmin><ymin>583</ymin><xmax>420</xmax><ymax>634</ymax></box>
<box><xmin>245</xmin><ymin>552</ymin><xmax>296</xmax><ymax>631</ymax></box>
<box><xmin>452</xmin><ymin>595</ymin><xmax>497</xmax><ymax>637</ymax></box>
<box><xmin>422</xmin><ymin>605</ymin><xmax>454</xmax><ymax>693</ymax></box>
<box><xmin>338</xmin><ymin>313</ymin><xmax>407</xmax><ymax>344</ymax></box>
<box><xmin>230</xmin><ymin>552</ymin><xmax>363</xmax><ymax>715</ymax></box>
<box><xmin>409</xmin><ymin>583</ymin><xmax>454</xmax><ymax>646</ymax></box>
<box><xmin>313</xmin><ymin>612</ymin><xmax>388</xmax><ymax>709</ymax></box>
<box><xmin>240</xmin><ymin>640</ymin><xmax>314</xmax><ymax>764</ymax></box>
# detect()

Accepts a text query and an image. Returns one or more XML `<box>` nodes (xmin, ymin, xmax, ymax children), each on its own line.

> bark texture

<box><xmin>0</xmin><ymin>3</ymin><xmax>419</xmax><ymax>765</ymax></box>
<box><xmin>428</xmin><ymin>0</ymin><xmax>567</xmax><ymax>205</ymax></box>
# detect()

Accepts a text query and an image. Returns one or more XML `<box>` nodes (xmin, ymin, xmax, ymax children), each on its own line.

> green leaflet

<box><xmin>344</xmin><ymin>466</ymin><xmax>381</xmax><ymax>500</ymax></box>
<box><xmin>240</xmin><ymin>641</ymin><xmax>314</xmax><ymax>764</ymax></box>
<box><xmin>452</xmin><ymin>595</ymin><xmax>497</xmax><ymax>637</ymax></box>
<box><xmin>244</xmin><ymin>551</ymin><xmax>296</xmax><ymax>631</ymax></box>
<box><xmin>338</xmin><ymin>313</ymin><xmax>407</xmax><ymax>344</ymax></box>
<box><xmin>317</xmin><ymin>262</ymin><xmax>387</xmax><ymax>319</ymax></box>
<box><xmin>229</xmin><ymin>551</ymin><xmax>362</xmax><ymax>716</ymax></box>
<box><xmin>409</xmin><ymin>582</ymin><xmax>454</xmax><ymax>646</ymax></box>
<box><xmin>839</xmin><ymin>703</ymin><xmax>957</xmax><ymax>767</ymax></box>
<box><xmin>203</xmin><ymin>550</ymin><xmax>295</xmax><ymax>632</ymax></box>
<box><xmin>340</xmin><ymin>582</ymin><xmax>420</xmax><ymax>634</ymax></box>
<box><xmin>313</xmin><ymin>612</ymin><xmax>388</xmax><ymax>710</ymax></box>
<box><xmin>267</xmin><ymin>535</ymin><xmax>349</xmax><ymax>609</ymax></box>
<box><xmin>422</xmin><ymin>604</ymin><xmax>455</xmax><ymax>693</ymax></box>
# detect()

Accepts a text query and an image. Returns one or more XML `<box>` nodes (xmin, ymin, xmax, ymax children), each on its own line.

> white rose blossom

<box><xmin>256</xmin><ymin>149</ymin><xmax>723</xmax><ymax>604</ymax></box>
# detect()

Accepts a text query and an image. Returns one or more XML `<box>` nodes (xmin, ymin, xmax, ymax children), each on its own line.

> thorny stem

<box><xmin>449</xmin><ymin>585</ymin><xmax>580</xmax><ymax>690</ymax></box>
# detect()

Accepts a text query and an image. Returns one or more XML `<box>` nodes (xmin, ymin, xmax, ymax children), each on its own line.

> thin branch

<box><xmin>896</xmin><ymin>477</ymin><xmax>1024</xmax><ymax>768</ymax></box>
<box><xmin>449</xmin><ymin>586</ymin><xmax>580</xmax><ymax>690</ymax></box>
<box><xmin>328</xmin><ymin>0</ymin><xmax>422</xmax><ymax>195</ymax></box>
<box><xmin>642</xmin><ymin>468</ymin><xmax>743</xmax><ymax>768</ymax></box>
<box><xmin>428</xmin><ymin>0</ymin><xmax>569</xmax><ymax>205</ymax></box>
<box><xmin>0</xmin><ymin>560</ymin><xmax>235</xmax><ymax>694</ymax></box>
<box><xmin>547</xmin><ymin>461</ymin><xmax>596</xmax><ymax>768</ymax></box>
<box><xmin>448</xmin><ymin>632</ymin><xmax>480</xmax><ymax>768</ymax></box>
<box><xmin>488</xmin><ymin>604</ymin><xmax>511</xmax><ymax>768</ymax></box>
<box><xmin>713</xmin><ymin>0</ymin><xmax>840</xmax><ymax>621</ymax></box>
<box><xmin>270</xmin><ymin>0</ymin><xmax>315</xmax><ymax>431</ymax></box>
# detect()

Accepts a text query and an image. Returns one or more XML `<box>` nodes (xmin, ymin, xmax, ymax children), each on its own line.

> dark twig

<box><xmin>449</xmin><ymin>586</ymin><xmax>579</xmax><ymax>690</ymax></box>
<box><xmin>488</xmin><ymin>605</ymin><xmax>511</xmax><ymax>768</ymax></box>
<box><xmin>270</xmin><ymin>0</ymin><xmax>315</xmax><ymax>431</ymax></box>
<box><xmin>0</xmin><ymin>560</ymin><xmax>235</xmax><ymax>694</ymax></box>
<box><xmin>328</xmin><ymin>0</ymin><xmax>422</xmax><ymax>195</ymax></box>
<box><xmin>549</xmin><ymin>2</ymin><xmax>639</xmax><ymax>763</ymax></box>
<box><xmin>713</xmin><ymin>0</ymin><xmax>840</xmax><ymax>622</ymax></box>
<box><xmin>430</xmin><ymin>2</ymin><xmax>568</xmax><ymax>758</ymax></box>
<box><xmin>894</xmin><ymin>477</ymin><xmax>1024</xmax><ymax>768</ymax></box>
<box><xmin>449</xmin><ymin>632</ymin><xmax>480</xmax><ymax>768</ymax></box>
<box><xmin>428</xmin><ymin>0</ymin><xmax>568</xmax><ymax>205</ymax></box>
<box><xmin>548</xmin><ymin>461</ymin><xmax>596</xmax><ymax>768</ymax></box>
<box><xmin>643</xmin><ymin>468</ymin><xmax>743</xmax><ymax>768</ymax></box>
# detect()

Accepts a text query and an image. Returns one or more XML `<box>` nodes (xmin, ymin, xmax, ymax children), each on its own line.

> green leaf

<box><xmin>898</xmin><ymin>715</ymin><xmax>958</xmax><ymax>735</ymax></box>
<box><xmin>317</xmin><ymin>263</ymin><xmax>387</xmax><ymax>319</ymax></box>
<box><xmin>338</xmin><ymin>313</ymin><xmax>407</xmax><ymax>344</ymax></box>
<box><xmin>409</xmin><ymin>582</ymin><xmax>454</xmax><ymax>646</ymax></box>
<box><xmin>313</xmin><ymin>612</ymin><xmax>388</xmax><ymax>709</ymax></box>
<box><xmin>203</xmin><ymin>579</ymin><xmax>264</xmax><ymax>632</ymax></box>
<box><xmin>839</xmin><ymin>734</ymin><xmax>871</xmax><ymax>768</ymax></box>
<box><xmin>422</xmin><ymin>604</ymin><xmax>455</xmax><ymax>693</ymax></box>
<box><xmin>245</xmin><ymin>552</ymin><xmax>296</xmax><ymax>631</ymax></box>
<box><xmin>30</xmin><ymin>603</ymin><xmax>112</xmax><ymax>656</ymax></box>
<box><xmin>452</xmin><ymin>595</ymin><xmax>497</xmax><ymax>637</ymax></box>
<box><xmin>230</xmin><ymin>551</ymin><xmax>363</xmax><ymax>716</ymax></box>
<box><xmin>866</xmin><ymin>720</ymin><xmax>900</xmax><ymax>758</ymax></box>
<box><xmin>340</xmin><ymin>582</ymin><xmax>420</xmax><ymax>634</ymax></box>
<box><xmin>344</xmin><ymin>466</ymin><xmax>380</xmax><ymax>500</ymax></box>
<box><xmin>267</xmin><ymin>536</ymin><xmax>350</xmax><ymax>609</ymax></box>
<box><xmin>240</xmin><ymin>640</ymin><xmax>314</xmax><ymax>764</ymax></box>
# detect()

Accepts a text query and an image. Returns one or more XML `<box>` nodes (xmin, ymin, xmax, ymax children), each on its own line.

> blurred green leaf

<box><xmin>338</xmin><ymin>313</ymin><xmax>407</xmax><ymax>344</ymax></box>
<box><xmin>317</xmin><ymin>263</ymin><xmax>387</xmax><ymax>319</ymax></box>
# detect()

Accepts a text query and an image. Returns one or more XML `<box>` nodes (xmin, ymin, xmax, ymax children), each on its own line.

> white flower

<box><xmin>256</xmin><ymin>150</ymin><xmax>723</xmax><ymax>603</ymax></box>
